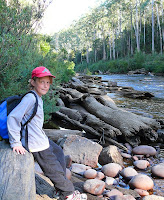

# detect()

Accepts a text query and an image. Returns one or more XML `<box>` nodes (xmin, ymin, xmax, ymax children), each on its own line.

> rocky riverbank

<box><xmin>40</xmin><ymin>75</ymin><xmax>164</xmax><ymax>199</ymax></box>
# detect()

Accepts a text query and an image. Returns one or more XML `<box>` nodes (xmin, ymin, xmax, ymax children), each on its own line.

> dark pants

<box><xmin>32</xmin><ymin>139</ymin><xmax>74</xmax><ymax>198</ymax></box>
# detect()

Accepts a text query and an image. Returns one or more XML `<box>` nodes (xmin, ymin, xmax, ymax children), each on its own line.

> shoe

<box><xmin>66</xmin><ymin>190</ymin><xmax>87</xmax><ymax>200</ymax></box>
<box><xmin>53</xmin><ymin>190</ymin><xmax>61</xmax><ymax>199</ymax></box>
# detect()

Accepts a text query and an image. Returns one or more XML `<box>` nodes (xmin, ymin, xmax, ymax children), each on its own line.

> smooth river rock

<box><xmin>151</xmin><ymin>163</ymin><xmax>164</xmax><ymax>178</ymax></box>
<box><xmin>105</xmin><ymin>176</ymin><xmax>118</xmax><ymax>185</ymax></box>
<box><xmin>83</xmin><ymin>169</ymin><xmax>97</xmax><ymax>179</ymax></box>
<box><xmin>129</xmin><ymin>174</ymin><xmax>154</xmax><ymax>190</ymax></box>
<box><xmin>104</xmin><ymin>189</ymin><xmax>123</xmax><ymax>198</ymax></box>
<box><xmin>120</xmin><ymin>167</ymin><xmax>138</xmax><ymax>180</ymax></box>
<box><xmin>71</xmin><ymin>163</ymin><xmax>91</xmax><ymax>175</ymax></box>
<box><xmin>83</xmin><ymin>179</ymin><xmax>105</xmax><ymax>195</ymax></box>
<box><xmin>134</xmin><ymin>188</ymin><xmax>149</xmax><ymax>197</ymax></box>
<box><xmin>142</xmin><ymin>195</ymin><xmax>164</xmax><ymax>200</ymax></box>
<box><xmin>132</xmin><ymin>145</ymin><xmax>157</xmax><ymax>156</ymax></box>
<box><xmin>101</xmin><ymin>163</ymin><xmax>122</xmax><ymax>177</ymax></box>
<box><xmin>133</xmin><ymin>160</ymin><xmax>150</xmax><ymax>170</ymax></box>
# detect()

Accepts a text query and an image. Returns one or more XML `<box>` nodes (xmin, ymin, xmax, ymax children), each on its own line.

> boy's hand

<box><xmin>13</xmin><ymin>146</ymin><xmax>26</xmax><ymax>155</ymax></box>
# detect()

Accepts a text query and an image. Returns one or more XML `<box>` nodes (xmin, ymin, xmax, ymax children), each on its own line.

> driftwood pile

<box><xmin>52</xmin><ymin>75</ymin><xmax>161</xmax><ymax>147</ymax></box>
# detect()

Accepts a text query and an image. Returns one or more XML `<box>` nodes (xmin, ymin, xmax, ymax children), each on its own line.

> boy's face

<box><xmin>31</xmin><ymin>76</ymin><xmax>51</xmax><ymax>96</ymax></box>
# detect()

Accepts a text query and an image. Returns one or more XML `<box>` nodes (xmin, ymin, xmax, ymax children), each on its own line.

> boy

<box><xmin>7</xmin><ymin>66</ymin><xmax>87</xmax><ymax>200</ymax></box>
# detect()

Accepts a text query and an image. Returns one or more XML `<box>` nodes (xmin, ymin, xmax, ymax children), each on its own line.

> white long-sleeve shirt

<box><xmin>7</xmin><ymin>91</ymin><xmax>49</xmax><ymax>152</ymax></box>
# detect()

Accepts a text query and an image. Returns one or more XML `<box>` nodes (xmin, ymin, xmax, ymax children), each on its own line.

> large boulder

<box><xmin>0</xmin><ymin>141</ymin><xmax>36</xmax><ymax>200</ymax></box>
<box><xmin>63</xmin><ymin>135</ymin><xmax>102</xmax><ymax>168</ymax></box>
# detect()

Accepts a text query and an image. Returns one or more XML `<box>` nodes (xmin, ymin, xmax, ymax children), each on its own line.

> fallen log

<box><xmin>69</xmin><ymin>104</ymin><xmax>122</xmax><ymax>138</ymax></box>
<box><xmin>81</xmin><ymin>96</ymin><xmax>160</xmax><ymax>145</ymax></box>
<box><xmin>52</xmin><ymin>111</ymin><xmax>128</xmax><ymax>152</ymax></box>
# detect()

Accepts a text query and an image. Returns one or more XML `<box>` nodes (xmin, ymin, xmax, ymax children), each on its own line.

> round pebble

<box><xmin>129</xmin><ymin>174</ymin><xmax>154</xmax><ymax>190</ymax></box>
<box><xmin>120</xmin><ymin>167</ymin><xmax>138</xmax><ymax>180</ymax></box>
<box><xmin>83</xmin><ymin>169</ymin><xmax>97</xmax><ymax>179</ymax></box>
<box><xmin>133</xmin><ymin>160</ymin><xmax>150</xmax><ymax>170</ymax></box>
<box><xmin>105</xmin><ymin>189</ymin><xmax>123</xmax><ymax>198</ymax></box>
<box><xmin>142</xmin><ymin>195</ymin><xmax>164</xmax><ymax>200</ymax></box>
<box><xmin>121</xmin><ymin>152</ymin><xmax>132</xmax><ymax>159</ymax></box>
<box><xmin>105</xmin><ymin>176</ymin><xmax>118</xmax><ymax>185</ymax></box>
<box><xmin>132</xmin><ymin>145</ymin><xmax>157</xmax><ymax>156</ymax></box>
<box><xmin>83</xmin><ymin>179</ymin><xmax>105</xmax><ymax>195</ymax></box>
<box><xmin>132</xmin><ymin>156</ymin><xmax>139</xmax><ymax>161</ymax></box>
<box><xmin>71</xmin><ymin>163</ymin><xmax>91</xmax><ymax>175</ymax></box>
<box><xmin>123</xmin><ymin>195</ymin><xmax>136</xmax><ymax>200</ymax></box>
<box><xmin>95</xmin><ymin>171</ymin><xmax>105</xmax><ymax>180</ymax></box>
<box><xmin>151</xmin><ymin>163</ymin><xmax>164</xmax><ymax>178</ymax></box>
<box><xmin>134</xmin><ymin>188</ymin><xmax>149</xmax><ymax>196</ymax></box>
<box><xmin>101</xmin><ymin>163</ymin><xmax>122</xmax><ymax>177</ymax></box>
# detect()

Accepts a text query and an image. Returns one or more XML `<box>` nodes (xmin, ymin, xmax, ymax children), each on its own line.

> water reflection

<box><xmin>98</xmin><ymin>74</ymin><xmax>164</xmax><ymax>120</ymax></box>
<box><xmin>99</xmin><ymin>74</ymin><xmax>164</xmax><ymax>99</ymax></box>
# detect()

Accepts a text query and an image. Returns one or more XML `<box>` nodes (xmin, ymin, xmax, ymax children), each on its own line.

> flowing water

<box><xmin>99</xmin><ymin>74</ymin><xmax>164</xmax><ymax>120</ymax></box>
<box><xmin>98</xmin><ymin>74</ymin><xmax>164</xmax><ymax>197</ymax></box>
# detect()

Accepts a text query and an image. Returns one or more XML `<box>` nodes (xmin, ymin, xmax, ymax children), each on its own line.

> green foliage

<box><xmin>0</xmin><ymin>0</ymin><xmax>75</xmax><ymax>122</ymax></box>
<box><xmin>39</xmin><ymin>40</ymin><xmax>51</xmax><ymax>56</ymax></box>
<box><xmin>75</xmin><ymin>52</ymin><xmax>164</xmax><ymax>75</ymax></box>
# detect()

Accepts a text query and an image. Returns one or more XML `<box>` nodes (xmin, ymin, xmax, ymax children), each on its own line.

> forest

<box><xmin>53</xmin><ymin>0</ymin><xmax>164</xmax><ymax>74</ymax></box>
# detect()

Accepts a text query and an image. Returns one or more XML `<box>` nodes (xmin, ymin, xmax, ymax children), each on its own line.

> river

<box><xmin>98</xmin><ymin>74</ymin><xmax>164</xmax><ymax>120</ymax></box>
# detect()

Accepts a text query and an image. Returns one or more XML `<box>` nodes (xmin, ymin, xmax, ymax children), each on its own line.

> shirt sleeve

<box><xmin>7</xmin><ymin>93</ymin><xmax>36</xmax><ymax>148</ymax></box>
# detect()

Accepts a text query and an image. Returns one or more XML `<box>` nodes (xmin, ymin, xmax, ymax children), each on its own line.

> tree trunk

<box><xmin>156</xmin><ymin>4</ymin><xmax>163</xmax><ymax>54</ymax></box>
<box><xmin>102</xmin><ymin>25</ymin><xmax>106</xmax><ymax>61</ymax></box>
<box><xmin>102</xmin><ymin>39</ymin><xmax>106</xmax><ymax>60</ymax></box>
<box><xmin>152</xmin><ymin>0</ymin><xmax>155</xmax><ymax>53</ymax></box>
<box><xmin>86</xmin><ymin>48</ymin><xmax>89</xmax><ymax>64</ymax></box>
<box><xmin>130</xmin><ymin>3</ymin><xmax>134</xmax><ymax>55</ymax></box>
<box><xmin>109</xmin><ymin>31</ymin><xmax>112</xmax><ymax>60</ymax></box>
<box><xmin>135</xmin><ymin>0</ymin><xmax>140</xmax><ymax>52</ymax></box>
<box><xmin>94</xmin><ymin>49</ymin><xmax>97</xmax><ymax>62</ymax></box>
<box><xmin>112</xmin><ymin>33</ymin><xmax>116</xmax><ymax>60</ymax></box>
<box><xmin>144</xmin><ymin>10</ymin><xmax>146</xmax><ymax>48</ymax></box>
<box><xmin>162</xmin><ymin>1</ymin><xmax>164</xmax><ymax>51</ymax></box>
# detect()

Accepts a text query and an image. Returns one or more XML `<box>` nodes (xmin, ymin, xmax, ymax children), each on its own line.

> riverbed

<box><xmin>97</xmin><ymin>74</ymin><xmax>164</xmax><ymax>197</ymax></box>
<box><xmin>98</xmin><ymin>74</ymin><xmax>164</xmax><ymax>120</ymax></box>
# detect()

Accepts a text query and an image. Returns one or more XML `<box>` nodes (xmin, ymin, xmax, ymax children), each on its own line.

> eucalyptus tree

<box><xmin>152</xmin><ymin>0</ymin><xmax>155</xmax><ymax>53</ymax></box>
<box><xmin>155</xmin><ymin>0</ymin><xmax>163</xmax><ymax>54</ymax></box>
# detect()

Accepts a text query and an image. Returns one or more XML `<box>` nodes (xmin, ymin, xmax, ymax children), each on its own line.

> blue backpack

<box><xmin>0</xmin><ymin>91</ymin><xmax>38</xmax><ymax>141</ymax></box>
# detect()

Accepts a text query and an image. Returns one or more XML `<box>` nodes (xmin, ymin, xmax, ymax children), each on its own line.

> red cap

<box><xmin>31</xmin><ymin>66</ymin><xmax>55</xmax><ymax>79</ymax></box>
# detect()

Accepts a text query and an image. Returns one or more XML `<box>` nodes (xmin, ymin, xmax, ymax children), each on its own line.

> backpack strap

<box><xmin>20</xmin><ymin>91</ymin><xmax>38</xmax><ymax>151</ymax></box>
<box><xmin>22</xmin><ymin>91</ymin><xmax>38</xmax><ymax>126</ymax></box>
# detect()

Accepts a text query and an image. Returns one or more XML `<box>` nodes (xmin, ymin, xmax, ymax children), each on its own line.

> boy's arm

<box><xmin>7</xmin><ymin>94</ymin><xmax>36</xmax><ymax>154</ymax></box>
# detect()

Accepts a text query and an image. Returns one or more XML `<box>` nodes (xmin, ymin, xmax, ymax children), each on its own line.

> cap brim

<box><xmin>35</xmin><ymin>73</ymin><xmax>56</xmax><ymax>78</ymax></box>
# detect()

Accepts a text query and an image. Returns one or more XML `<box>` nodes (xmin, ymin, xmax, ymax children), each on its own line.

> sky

<box><xmin>39</xmin><ymin>0</ymin><xmax>99</xmax><ymax>35</ymax></box>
